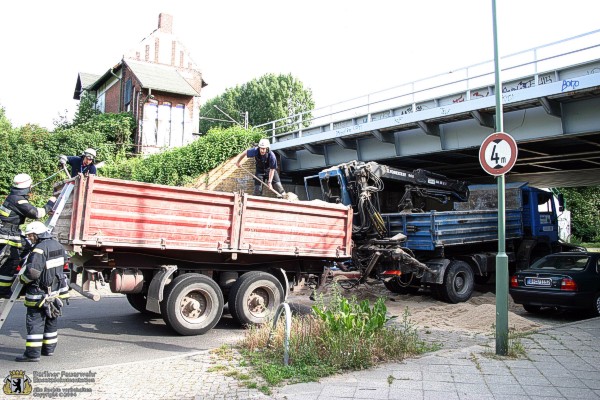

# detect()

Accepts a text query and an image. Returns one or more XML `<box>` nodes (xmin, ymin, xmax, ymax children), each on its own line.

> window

<box><xmin>124</xmin><ymin>79</ymin><xmax>132</xmax><ymax>106</ymax></box>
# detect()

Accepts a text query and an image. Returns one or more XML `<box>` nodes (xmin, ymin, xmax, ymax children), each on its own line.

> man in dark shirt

<box><xmin>59</xmin><ymin>148</ymin><xmax>97</xmax><ymax>178</ymax></box>
<box><xmin>236</xmin><ymin>139</ymin><xmax>285</xmax><ymax>196</ymax></box>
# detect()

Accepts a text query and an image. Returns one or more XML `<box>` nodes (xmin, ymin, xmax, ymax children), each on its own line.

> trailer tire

<box><xmin>160</xmin><ymin>274</ymin><xmax>224</xmax><ymax>336</ymax></box>
<box><xmin>437</xmin><ymin>261</ymin><xmax>474</xmax><ymax>303</ymax></box>
<box><xmin>228</xmin><ymin>271</ymin><xmax>284</xmax><ymax>326</ymax></box>
<box><xmin>126</xmin><ymin>293</ymin><xmax>161</xmax><ymax>316</ymax></box>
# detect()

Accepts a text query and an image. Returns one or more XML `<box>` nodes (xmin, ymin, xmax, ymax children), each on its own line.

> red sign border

<box><xmin>479</xmin><ymin>132</ymin><xmax>518</xmax><ymax>176</ymax></box>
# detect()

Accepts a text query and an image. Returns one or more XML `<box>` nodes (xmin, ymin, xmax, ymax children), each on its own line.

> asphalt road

<box><xmin>1</xmin><ymin>282</ymin><xmax>591</xmax><ymax>373</ymax></box>
<box><xmin>0</xmin><ymin>296</ymin><xmax>247</xmax><ymax>371</ymax></box>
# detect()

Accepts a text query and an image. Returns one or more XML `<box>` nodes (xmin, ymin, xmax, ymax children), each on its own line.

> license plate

<box><xmin>525</xmin><ymin>277</ymin><xmax>552</xmax><ymax>287</ymax></box>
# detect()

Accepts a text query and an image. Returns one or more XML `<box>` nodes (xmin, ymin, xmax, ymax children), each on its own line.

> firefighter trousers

<box><xmin>24</xmin><ymin>307</ymin><xmax>58</xmax><ymax>358</ymax></box>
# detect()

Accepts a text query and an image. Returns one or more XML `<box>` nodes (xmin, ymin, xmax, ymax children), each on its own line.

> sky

<box><xmin>0</xmin><ymin>0</ymin><xmax>598</xmax><ymax>129</ymax></box>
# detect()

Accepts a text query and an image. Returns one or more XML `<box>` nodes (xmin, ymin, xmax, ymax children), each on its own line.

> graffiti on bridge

<box><xmin>561</xmin><ymin>79</ymin><xmax>580</xmax><ymax>91</ymax></box>
<box><xmin>502</xmin><ymin>78</ymin><xmax>535</xmax><ymax>93</ymax></box>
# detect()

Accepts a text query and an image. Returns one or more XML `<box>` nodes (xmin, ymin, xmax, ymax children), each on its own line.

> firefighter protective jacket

<box><xmin>20</xmin><ymin>236</ymin><xmax>69</xmax><ymax>308</ymax></box>
<box><xmin>0</xmin><ymin>187</ymin><xmax>55</xmax><ymax>229</ymax></box>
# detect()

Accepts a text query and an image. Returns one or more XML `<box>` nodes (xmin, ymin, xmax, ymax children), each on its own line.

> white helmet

<box><xmin>83</xmin><ymin>148</ymin><xmax>97</xmax><ymax>159</ymax></box>
<box><xmin>13</xmin><ymin>173</ymin><xmax>32</xmax><ymax>189</ymax></box>
<box><xmin>25</xmin><ymin>221</ymin><xmax>49</xmax><ymax>236</ymax></box>
<box><xmin>258</xmin><ymin>139</ymin><xmax>270</xmax><ymax>149</ymax></box>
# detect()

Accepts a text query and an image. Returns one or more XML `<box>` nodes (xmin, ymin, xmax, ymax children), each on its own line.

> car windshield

<box><xmin>527</xmin><ymin>254</ymin><xmax>590</xmax><ymax>271</ymax></box>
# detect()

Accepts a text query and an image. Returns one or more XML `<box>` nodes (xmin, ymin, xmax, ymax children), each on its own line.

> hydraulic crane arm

<box><xmin>359</xmin><ymin>162</ymin><xmax>470</xmax><ymax>204</ymax></box>
<box><xmin>321</xmin><ymin>160</ymin><xmax>470</xmax><ymax>238</ymax></box>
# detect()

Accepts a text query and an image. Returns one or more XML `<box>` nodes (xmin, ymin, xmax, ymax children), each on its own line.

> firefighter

<box><xmin>15</xmin><ymin>221</ymin><xmax>69</xmax><ymax>362</ymax></box>
<box><xmin>0</xmin><ymin>174</ymin><xmax>56</xmax><ymax>298</ymax></box>
<box><xmin>59</xmin><ymin>148</ymin><xmax>97</xmax><ymax>178</ymax></box>
<box><xmin>236</xmin><ymin>139</ymin><xmax>285</xmax><ymax>196</ymax></box>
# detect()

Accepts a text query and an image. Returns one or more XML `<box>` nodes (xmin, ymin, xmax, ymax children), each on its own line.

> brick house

<box><xmin>73</xmin><ymin>13</ymin><xmax>207</xmax><ymax>154</ymax></box>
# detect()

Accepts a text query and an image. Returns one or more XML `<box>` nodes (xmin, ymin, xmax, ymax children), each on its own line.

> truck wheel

<box><xmin>438</xmin><ymin>261</ymin><xmax>474</xmax><ymax>303</ymax></box>
<box><xmin>126</xmin><ymin>293</ymin><xmax>161</xmax><ymax>316</ymax></box>
<box><xmin>160</xmin><ymin>274</ymin><xmax>224</xmax><ymax>336</ymax></box>
<box><xmin>228</xmin><ymin>271</ymin><xmax>284</xmax><ymax>326</ymax></box>
<box><xmin>384</xmin><ymin>276</ymin><xmax>420</xmax><ymax>295</ymax></box>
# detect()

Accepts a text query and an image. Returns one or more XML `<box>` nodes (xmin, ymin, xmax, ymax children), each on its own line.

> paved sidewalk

<box><xmin>274</xmin><ymin>317</ymin><xmax>600</xmax><ymax>400</ymax></box>
<box><xmin>17</xmin><ymin>317</ymin><xmax>600</xmax><ymax>399</ymax></box>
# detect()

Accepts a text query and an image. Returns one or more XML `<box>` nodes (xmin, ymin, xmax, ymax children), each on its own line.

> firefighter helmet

<box><xmin>83</xmin><ymin>148</ymin><xmax>96</xmax><ymax>160</ymax></box>
<box><xmin>25</xmin><ymin>221</ymin><xmax>49</xmax><ymax>236</ymax></box>
<box><xmin>13</xmin><ymin>173</ymin><xmax>33</xmax><ymax>189</ymax></box>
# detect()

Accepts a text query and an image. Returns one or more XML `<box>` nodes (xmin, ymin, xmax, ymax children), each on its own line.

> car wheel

<box><xmin>523</xmin><ymin>304</ymin><xmax>542</xmax><ymax>313</ymax></box>
<box><xmin>592</xmin><ymin>294</ymin><xmax>600</xmax><ymax>317</ymax></box>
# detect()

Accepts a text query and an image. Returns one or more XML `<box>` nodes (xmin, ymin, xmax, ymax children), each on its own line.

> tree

<box><xmin>199</xmin><ymin>73</ymin><xmax>314</xmax><ymax>135</ymax></box>
<box><xmin>558</xmin><ymin>186</ymin><xmax>600</xmax><ymax>243</ymax></box>
<box><xmin>0</xmin><ymin>106</ymin><xmax>12</xmax><ymax>134</ymax></box>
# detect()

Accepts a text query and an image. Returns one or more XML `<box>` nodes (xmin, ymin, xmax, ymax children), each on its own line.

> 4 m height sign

<box><xmin>479</xmin><ymin>132</ymin><xmax>518</xmax><ymax>176</ymax></box>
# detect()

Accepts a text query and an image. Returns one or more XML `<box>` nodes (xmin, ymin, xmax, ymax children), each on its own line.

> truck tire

<box><xmin>160</xmin><ymin>274</ymin><xmax>224</xmax><ymax>336</ymax></box>
<box><xmin>126</xmin><ymin>293</ymin><xmax>161</xmax><ymax>316</ymax></box>
<box><xmin>384</xmin><ymin>276</ymin><xmax>420</xmax><ymax>295</ymax></box>
<box><xmin>228</xmin><ymin>271</ymin><xmax>284</xmax><ymax>326</ymax></box>
<box><xmin>437</xmin><ymin>261</ymin><xmax>474</xmax><ymax>303</ymax></box>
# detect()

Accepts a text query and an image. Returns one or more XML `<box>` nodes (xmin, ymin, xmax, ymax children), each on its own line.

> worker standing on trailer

<box><xmin>15</xmin><ymin>221</ymin><xmax>69</xmax><ymax>362</ymax></box>
<box><xmin>59</xmin><ymin>148</ymin><xmax>97</xmax><ymax>178</ymax></box>
<box><xmin>236</xmin><ymin>139</ymin><xmax>285</xmax><ymax>196</ymax></box>
<box><xmin>0</xmin><ymin>174</ymin><xmax>56</xmax><ymax>298</ymax></box>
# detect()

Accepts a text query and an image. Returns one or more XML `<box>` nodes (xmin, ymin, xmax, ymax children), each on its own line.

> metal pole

<box><xmin>492</xmin><ymin>0</ymin><xmax>509</xmax><ymax>356</ymax></box>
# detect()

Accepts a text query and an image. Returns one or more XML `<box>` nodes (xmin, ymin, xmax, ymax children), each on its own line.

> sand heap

<box><xmin>410</xmin><ymin>303</ymin><xmax>542</xmax><ymax>334</ymax></box>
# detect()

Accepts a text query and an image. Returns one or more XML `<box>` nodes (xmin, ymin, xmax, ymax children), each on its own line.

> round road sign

<box><xmin>479</xmin><ymin>132</ymin><xmax>518</xmax><ymax>176</ymax></box>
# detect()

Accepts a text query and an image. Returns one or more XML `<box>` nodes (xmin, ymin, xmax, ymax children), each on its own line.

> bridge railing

<box><xmin>256</xmin><ymin>29</ymin><xmax>600</xmax><ymax>145</ymax></box>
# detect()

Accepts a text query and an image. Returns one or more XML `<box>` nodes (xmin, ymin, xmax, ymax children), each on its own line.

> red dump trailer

<box><xmin>52</xmin><ymin>175</ymin><xmax>353</xmax><ymax>335</ymax></box>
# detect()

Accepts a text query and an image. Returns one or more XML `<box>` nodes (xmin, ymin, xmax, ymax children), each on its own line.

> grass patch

<box><xmin>483</xmin><ymin>327</ymin><xmax>531</xmax><ymax>359</ymax></box>
<box><xmin>237</xmin><ymin>284</ymin><xmax>437</xmax><ymax>387</ymax></box>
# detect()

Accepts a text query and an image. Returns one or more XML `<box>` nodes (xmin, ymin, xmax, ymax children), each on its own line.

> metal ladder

<box><xmin>0</xmin><ymin>182</ymin><xmax>74</xmax><ymax>330</ymax></box>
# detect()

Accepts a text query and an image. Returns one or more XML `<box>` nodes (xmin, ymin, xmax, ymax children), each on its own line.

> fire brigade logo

<box><xmin>3</xmin><ymin>370</ymin><xmax>33</xmax><ymax>395</ymax></box>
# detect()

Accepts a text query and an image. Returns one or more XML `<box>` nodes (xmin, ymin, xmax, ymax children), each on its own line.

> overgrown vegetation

<box><xmin>0</xmin><ymin>97</ymin><xmax>263</xmax><ymax>205</ymax></box>
<box><xmin>235</xmin><ymin>285</ymin><xmax>438</xmax><ymax>387</ymax></box>
<box><xmin>199</xmin><ymin>73</ymin><xmax>314</xmax><ymax>134</ymax></box>
<box><xmin>100</xmin><ymin>126</ymin><xmax>263</xmax><ymax>186</ymax></box>
<box><xmin>557</xmin><ymin>186</ymin><xmax>600</xmax><ymax>243</ymax></box>
<box><xmin>0</xmin><ymin>104</ymin><xmax>133</xmax><ymax>203</ymax></box>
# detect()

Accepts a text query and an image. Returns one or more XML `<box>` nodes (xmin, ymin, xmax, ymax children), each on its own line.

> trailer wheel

<box><xmin>126</xmin><ymin>293</ymin><xmax>161</xmax><ymax>316</ymax></box>
<box><xmin>160</xmin><ymin>274</ymin><xmax>224</xmax><ymax>336</ymax></box>
<box><xmin>437</xmin><ymin>261</ymin><xmax>474</xmax><ymax>303</ymax></box>
<box><xmin>384</xmin><ymin>276</ymin><xmax>420</xmax><ymax>295</ymax></box>
<box><xmin>228</xmin><ymin>271</ymin><xmax>284</xmax><ymax>326</ymax></box>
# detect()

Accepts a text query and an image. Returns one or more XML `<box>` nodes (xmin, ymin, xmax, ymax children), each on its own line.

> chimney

<box><xmin>158</xmin><ymin>13</ymin><xmax>173</xmax><ymax>34</ymax></box>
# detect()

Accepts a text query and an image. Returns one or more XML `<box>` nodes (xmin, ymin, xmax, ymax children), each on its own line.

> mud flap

<box><xmin>420</xmin><ymin>258</ymin><xmax>451</xmax><ymax>285</ymax></box>
<box><xmin>146</xmin><ymin>265</ymin><xmax>177</xmax><ymax>314</ymax></box>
